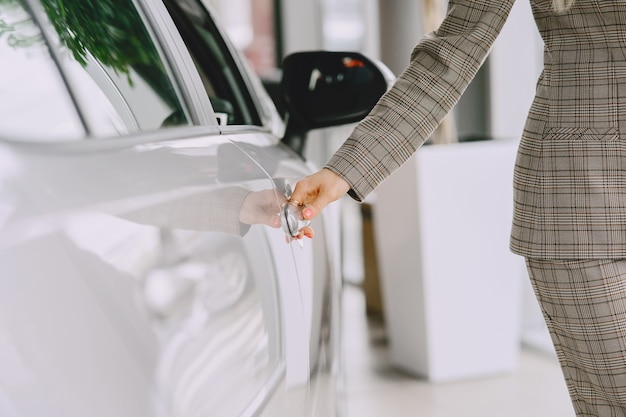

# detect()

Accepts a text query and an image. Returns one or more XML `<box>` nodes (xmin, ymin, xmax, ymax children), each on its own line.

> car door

<box><xmin>149</xmin><ymin>1</ymin><xmax>343</xmax><ymax>415</ymax></box>
<box><xmin>0</xmin><ymin>0</ymin><xmax>338</xmax><ymax>416</ymax></box>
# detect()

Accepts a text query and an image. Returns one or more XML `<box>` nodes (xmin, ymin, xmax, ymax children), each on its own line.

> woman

<box><xmin>290</xmin><ymin>0</ymin><xmax>626</xmax><ymax>415</ymax></box>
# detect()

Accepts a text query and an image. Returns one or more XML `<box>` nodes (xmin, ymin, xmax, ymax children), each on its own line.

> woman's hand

<box><xmin>238</xmin><ymin>168</ymin><xmax>350</xmax><ymax>242</ymax></box>
<box><xmin>291</xmin><ymin>168</ymin><xmax>351</xmax><ymax>223</ymax></box>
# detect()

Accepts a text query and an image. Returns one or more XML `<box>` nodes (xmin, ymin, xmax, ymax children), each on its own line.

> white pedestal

<box><xmin>372</xmin><ymin>139</ymin><xmax>525</xmax><ymax>382</ymax></box>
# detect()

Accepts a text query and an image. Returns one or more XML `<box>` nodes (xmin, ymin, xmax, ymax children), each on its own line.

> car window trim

<box><xmin>21</xmin><ymin>0</ymin><xmax>90</xmax><ymax>136</ymax></box>
<box><xmin>1</xmin><ymin>125</ymin><xmax>223</xmax><ymax>154</ymax></box>
<box><xmin>23</xmin><ymin>0</ymin><xmax>199</xmax><ymax>138</ymax></box>
<box><xmin>138</xmin><ymin>0</ymin><xmax>218</xmax><ymax>127</ymax></box>
<box><xmin>219</xmin><ymin>124</ymin><xmax>276</xmax><ymax>136</ymax></box>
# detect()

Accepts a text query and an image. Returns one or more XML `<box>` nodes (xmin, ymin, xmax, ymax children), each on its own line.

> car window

<box><xmin>0</xmin><ymin>0</ymin><xmax>192</xmax><ymax>141</ymax></box>
<box><xmin>0</xmin><ymin>0</ymin><xmax>84</xmax><ymax>142</ymax></box>
<box><xmin>41</xmin><ymin>0</ymin><xmax>190</xmax><ymax>136</ymax></box>
<box><xmin>162</xmin><ymin>0</ymin><xmax>261</xmax><ymax>127</ymax></box>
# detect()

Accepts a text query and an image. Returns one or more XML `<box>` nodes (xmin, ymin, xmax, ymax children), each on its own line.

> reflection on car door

<box><xmin>0</xmin><ymin>133</ymin><xmax>297</xmax><ymax>416</ymax></box>
<box><xmin>217</xmin><ymin>134</ymin><xmax>342</xmax><ymax>417</ymax></box>
<box><xmin>156</xmin><ymin>0</ymin><xmax>343</xmax><ymax>413</ymax></box>
<box><xmin>0</xmin><ymin>1</ymin><xmax>296</xmax><ymax>417</ymax></box>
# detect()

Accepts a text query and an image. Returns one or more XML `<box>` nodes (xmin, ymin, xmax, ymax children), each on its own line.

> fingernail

<box><xmin>303</xmin><ymin>208</ymin><xmax>313</xmax><ymax>219</ymax></box>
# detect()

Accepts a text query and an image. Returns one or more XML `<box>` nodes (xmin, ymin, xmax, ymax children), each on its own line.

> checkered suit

<box><xmin>324</xmin><ymin>1</ymin><xmax>626</xmax><ymax>414</ymax></box>
<box><xmin>325</xmin><ymin>0</ymin><xmax>626</xmax><ymax>260</ymax></box>
<box><xmin>527</xmin><ymin>259</ymin><xmax>626</xmax><ymax>416</ymax></box>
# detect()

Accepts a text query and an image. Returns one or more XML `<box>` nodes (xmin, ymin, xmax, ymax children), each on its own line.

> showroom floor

<box><xmin>340</xmin><ymin>284</ymin><xmax>577</xmax><ymax>417</ymax></box>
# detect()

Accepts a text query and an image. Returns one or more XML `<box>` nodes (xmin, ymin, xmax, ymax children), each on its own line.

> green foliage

<box><xmin>0</xmin><ymin>0</ymin><xmax>182</xmax><ymax>115</ymax></box>
<box><xmin>39</xmin><ymin>0</ymin><xmax>158</xmax><ymax>77</ymax></box>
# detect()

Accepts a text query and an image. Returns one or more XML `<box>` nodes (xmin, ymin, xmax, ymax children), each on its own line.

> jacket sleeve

<box><xmin>325</xmin><ymin>0</ymin><xmax>517</xmax><ymax>201</ymax></box>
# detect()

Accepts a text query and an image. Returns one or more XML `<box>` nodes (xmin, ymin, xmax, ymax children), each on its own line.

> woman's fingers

<box><xmin>291</xmin><ymin>168</ymin><xmax>350</xmax><ymax>221</ymax></box>
<box><xmin>279</xmin><ymin>168</ymin><xmax>349</xmax><ymax>243</ymax></box>
<box><xmin>284</xmin><ymin>226</ymin><xmax>315</xmax><ymax>243</ymax></box>
<box><xmin>300</xmin><ymin>226</ymin><xmax>314</xmax><ymax>239</ymax></box>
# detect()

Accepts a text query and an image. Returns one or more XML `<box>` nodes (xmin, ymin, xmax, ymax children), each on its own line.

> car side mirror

<box><xmin>280</xmin><ymin>51</ymin><xmax>393</xmax><ymax>154</ymax></box>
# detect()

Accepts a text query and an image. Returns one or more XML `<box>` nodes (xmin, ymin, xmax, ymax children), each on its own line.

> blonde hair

<box><xmin>553</xmin><ymin>0</ymin><xmax>575</xmax><ymax>12</ymax></box>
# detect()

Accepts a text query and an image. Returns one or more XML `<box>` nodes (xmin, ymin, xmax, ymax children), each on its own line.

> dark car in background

<box><xmin>0</xmin><ymin>0</ymin><xmax>390</xmax><ymax>416</ymax></box>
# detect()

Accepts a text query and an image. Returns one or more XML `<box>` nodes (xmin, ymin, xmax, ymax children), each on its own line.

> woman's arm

<box><xmin>327</xmin><ymin>0</ymin><xmax>517</xmax><ymax>202</ymax></box>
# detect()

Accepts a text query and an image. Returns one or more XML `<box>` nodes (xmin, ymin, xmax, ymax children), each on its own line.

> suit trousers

<box><xmin>526</xmin><ymin>259</ymin><xmax>626</xmax><ymax>416</ymax></box>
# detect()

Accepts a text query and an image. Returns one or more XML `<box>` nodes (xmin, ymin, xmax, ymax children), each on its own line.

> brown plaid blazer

<box><xmin>325</xmin><ymin>0</ymin><xmax>626</xmax><ymax>260</ymax></box>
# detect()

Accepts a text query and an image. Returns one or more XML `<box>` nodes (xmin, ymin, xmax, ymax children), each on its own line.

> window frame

<box><xmin>21</xmin><ymin>0</ymin><xmax>214</xmax><ymax>140</ymax></box>
<box><xmin>11</xmin><ymin>0</ymin><xmax>91</xmax><ymax>137</ymax></box>
<box><xmin>139</xmin><ymin>0</ymin><xmax>282</xmax><ymax>134</ymax></box>
<box><xmin>136</xmin><ymin>0</ymin><xmax>219</xmax><ymax>128</ymax></box>
<box><xmin>10</xmin><ymin>0</ymin><xmax>282</xmax><ymax>147</ymax></box>
<box><xmin>0</xmin><ymin>1</ymin><xmax>90</xmax><ymax>143</ymax></box>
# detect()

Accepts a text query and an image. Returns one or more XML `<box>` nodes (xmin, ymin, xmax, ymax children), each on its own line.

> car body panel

<box><xmin>0</xmin><ymin>129</ymin><xmax>341</xmax><ymax>416</ymax></box>
<box><xmin>0</xmin><ymin>0</ymin><xmax>342</xmax><ymax>415</ymax></box>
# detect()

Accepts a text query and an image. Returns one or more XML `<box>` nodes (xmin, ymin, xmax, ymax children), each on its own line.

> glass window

<box><xmin>0</xmin><ymin>0</ymin><xmax>84</xmax><ymax>142</ymax></box>
<box><xmin>0</xmin><ymin>0</ymin><xmax>190</xmax><ymax>141</ymax></box>
<box><xmin>163</xmin><ymin>0</ymin><xmax>261</xmax><ymax>126</ymax></box>
<box><xmin>41</xmin><ymin>0</ymin><xmax>190</xmax><ymax>135</ymax></box>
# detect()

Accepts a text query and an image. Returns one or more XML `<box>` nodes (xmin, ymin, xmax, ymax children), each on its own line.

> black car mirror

<box><xmin>280</xmin><ymin>51</ymin><xmax>392</xmax><ymax>144</ymax></box>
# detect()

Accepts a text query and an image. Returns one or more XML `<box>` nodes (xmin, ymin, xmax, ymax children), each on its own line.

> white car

<box><xmin>0</xmin><ymin>0</ymin><xmax>390</xmax><ymax>416</ymax></box>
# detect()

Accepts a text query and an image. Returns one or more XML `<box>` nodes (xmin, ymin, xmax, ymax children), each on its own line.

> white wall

<box><xmin>279</xmin><ymin>0</ymin><xmax>323</xmax><ymax>55</ymax></box>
